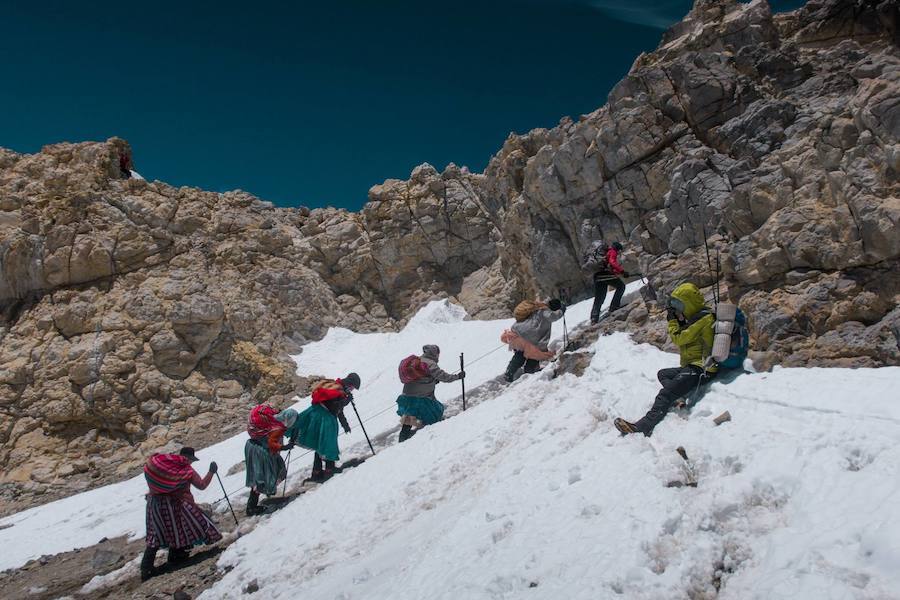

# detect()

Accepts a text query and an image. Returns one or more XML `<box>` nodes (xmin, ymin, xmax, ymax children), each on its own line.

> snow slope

<box><xmin>3</xmin><ymin>287</ymin><xmax>899</xmax><ymax>600</ymax></box>
<box><xmin>0</xmin><ymin>295</ymin><xmax>573</xmax><ymax>571</ymax></box>
<box><xmin>201</xmin><ymin>298</ymin><xmax>900</xmax><ymax>599</ymax></box>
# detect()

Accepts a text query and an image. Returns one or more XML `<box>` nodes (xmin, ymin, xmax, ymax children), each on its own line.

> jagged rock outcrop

<box><xmin>476</xmin><ymin>0</ymin><xmax>899</xmax><ymax>367</ymax></box>
<box><xmin>0</xmin><ymin>144</ymin><xmax>495</xmax><ymax>514</ymax></box>
<box><xmin>1</xmin><ymin>0</ymin><xmax>897</xmax><ymax>513</ymax></box>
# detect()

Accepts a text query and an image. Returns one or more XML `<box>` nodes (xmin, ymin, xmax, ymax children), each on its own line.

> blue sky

<box><xmin>0</xmin><ymin>1</ymin><xmax>805</xmax><ymax>209</ymax></box>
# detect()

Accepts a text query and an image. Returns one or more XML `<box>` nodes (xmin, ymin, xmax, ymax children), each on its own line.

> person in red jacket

<box><xmin>586</xmin><ymin>241</ymin><xmax>627</xmax><ymax>324</ymax></box>
<box><xmin>292</xmin><ymin>372</ymin><xmax>361</xmax><ymax>482</ymax></box>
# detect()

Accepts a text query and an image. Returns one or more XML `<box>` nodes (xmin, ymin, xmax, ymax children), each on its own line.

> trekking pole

<box><xmin>282</xmin><ymin>449</ymin><xmax>292</xmax><ymax>496</ymax></box>
<box><xmin>215</xmin><ymin>472</ymin><xmax>239</xmax><ymax>526</ymax></box>
<box><xmin>349</xmin><ymin>398</ymin><xmax>376</xmax><ymax>456</ymax></box>
<box><xmin>557</xmin><ymin>287</ymin><xmax>570</xmax><ymax>351</ymax></box>
<box><xmin>460</xmin><ymin>353</ymin><xmax>467</xmax><ymax>411</ymax></box>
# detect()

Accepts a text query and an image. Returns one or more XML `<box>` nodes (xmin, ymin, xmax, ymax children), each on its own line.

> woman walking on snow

<box><xmin>502</xmin><ymin>299</ymin><xmax>565</xmax><ymax>382</ymax></box>
<box><xmin>141</xmin><ymin>446</ymin><xmax>222</xmax><ymax>580</ymax></box>
<box><xmin>615</xmin><ymin>282</ymin><xmax>718</xmax><ymax>436</ymax></box>
<box><xmin>396</xmin><ymin>344</ymin><xmax>465</xmax><ymax>442</ymax></box>
<box><xmin>294</xmin><ymin>373</ymin><xmax>361</xmax><ymax>482</ymax></box>
<box><xmin>244</xmin><ymin>405</ymin><xmax>297</xmax><ymax>515</ymax></box>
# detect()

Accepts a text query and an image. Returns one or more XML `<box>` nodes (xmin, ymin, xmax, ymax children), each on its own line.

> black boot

<box><xmin>398</xmin><ymin>425</ymin><xmax>415</xmax><ymax>442</ymax></box>
<box><xmin>246</xmin><ymin>490</ymin><xmax>263</xmax><ymax>516</ymax></box>
<box><xmin>140</xmin><ymin>548</ymin><xmax>158</xmax><ymax>581</ymax></box>
<box><xmin>167</xmin><ymin>547</ymin><xmax>189</xmax><ymax>565</ymax></box>
<box><xmin>505</xmin><ymin>351</ymin><xmax>526</xmax><ymax>382</ymax></box>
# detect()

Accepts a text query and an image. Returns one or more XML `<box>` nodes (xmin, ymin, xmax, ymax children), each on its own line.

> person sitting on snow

<box><xmin>141</xmin><ymin>446</ymin><xmax>222</xmax><ymax>580</ymax></box>
<box><xmin>293</xmin><ymin>373</ymin><xmax>360</xmax><ymax>482</ymax></box>
<box><xmin>501</xmin><ymin>299</ymin><xmax>565</xmax><ymax>382</ymax></box>
<box><xmin>396</xmin><ymin>345</ymin><xmax>465</xmax><ymax>443</ymax></box>
<box><xmin>614</xmin><ymin>282</ymin><xmax>717</xmax><ymax>436</ymax></box>
<box><xmin>244</xmin><ymin>405</ymin><xmax>297</xmax><ymax>515</ymax></box>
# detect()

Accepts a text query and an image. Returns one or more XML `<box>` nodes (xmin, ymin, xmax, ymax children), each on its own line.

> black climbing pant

<box><xmin>590</xmin><ymin>273</ymin><xmax>626</xmax><ymax>323</ymax></box>
<box><xmin>634</xmin><ymin>366</ymin><xmax>716</xmax><ymax>435</ymax></box>
<box><xmin>505</xmin><ymin>350</ymin><xmax>540</xmax><ymax>381</ymax></box>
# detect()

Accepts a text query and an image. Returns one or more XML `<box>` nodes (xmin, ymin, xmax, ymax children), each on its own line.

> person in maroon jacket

<box><xmin>587</xmin><ymin>241</ymin><xmax>627</xmax><ymax>324</ymax></box>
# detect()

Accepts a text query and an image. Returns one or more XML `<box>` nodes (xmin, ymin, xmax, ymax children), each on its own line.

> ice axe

<box><xmin>675</xmin><ymin>446</ymin><xmax>698</xmax><ymax>487</ymax></box>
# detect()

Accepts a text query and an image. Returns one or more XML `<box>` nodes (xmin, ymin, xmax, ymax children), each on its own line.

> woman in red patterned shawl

<box><xmin>141</xmin><ymin>446</ymin><xmax>221</xmax><ymax>581</ymax></box>
<box><xmin>244</xmin><ymin>405</ymin><xmax>298</xmax><ymax>515</ymax></box>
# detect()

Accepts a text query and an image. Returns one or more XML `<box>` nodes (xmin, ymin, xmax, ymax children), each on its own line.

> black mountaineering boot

<box><xmin>399</xmin><ymin>425</ymin><xmax>414</xmax><ymax>442</ymax></box>
<box><xmin>167</xmin><ymin>547</ymin><xmax>189</xmax><ymax>565</ymax></box>
<box><xmin>140</xmin><ymin>548</ymin><xmax>158</xmax><ymax>581</ymax></box>
<box><xmin>246</xmin><ymin>490</ymin><xmax>263</xmax><ymax>516</ymax></box>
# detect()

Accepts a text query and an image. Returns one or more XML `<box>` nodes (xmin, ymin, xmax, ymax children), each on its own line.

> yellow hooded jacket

<box><xmin>668</xmin><ymin>283</ymin><xmax>717</xmax><ymax>372</ymax></box>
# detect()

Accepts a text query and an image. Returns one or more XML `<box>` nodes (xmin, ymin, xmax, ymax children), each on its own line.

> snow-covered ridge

<box><xmin>4</xmin><ymin>290</ymin><xmax>899</xmax><ymax>599</ymax></box>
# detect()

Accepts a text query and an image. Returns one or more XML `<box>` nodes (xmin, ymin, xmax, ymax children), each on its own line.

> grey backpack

<box><xmin>582</xmin><ymin>240</ymin><xmax>610</xmax><ymax>271</ymax></box>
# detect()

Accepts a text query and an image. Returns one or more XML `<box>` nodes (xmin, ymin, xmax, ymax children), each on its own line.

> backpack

<box><xmin>582</xmin><ymin>240</ymin><xmax>610</xmax><ymax>271</ymax></box>
<box><xmin>399</xmin><ymin>355</ymin><xmax>431</xmax><ymax>384</ymax></box>
<box><xmin>513</xmin><ymin>300</ymin><xmax>544</xmax><ymax>322</ymax></box>
<box><xmin>710</xmin><ymin>304</ymin><xmax>750</xmax><ymax>370</ymax></box>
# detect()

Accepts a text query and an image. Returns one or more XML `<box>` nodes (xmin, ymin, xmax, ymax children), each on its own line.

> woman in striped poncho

<box><xmin>141</xmin><ymin>446</ymin><xmax>221</xmax><ymax>581</ymax></box>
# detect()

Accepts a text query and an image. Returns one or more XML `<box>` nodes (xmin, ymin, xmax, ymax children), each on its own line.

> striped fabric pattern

<box><xmin>145</xmin><ymin>495</ymin><xmax>222</xmax><ymax>550</ymax></box>
<box><xmin>247</xmin><ymin>404</ymin><xmax>285</xmax><ymax>439</ymax></box>
<box><xmin>143</xmin><ymin>454</ymin><xmax>195</xmax><ymax>496</ymax></box>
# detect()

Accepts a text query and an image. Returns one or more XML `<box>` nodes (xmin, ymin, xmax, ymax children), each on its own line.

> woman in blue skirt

<box><xmin>396</xmin><ymin>345</ymin><xmax>464</xmax><ymax>442</ymax></box>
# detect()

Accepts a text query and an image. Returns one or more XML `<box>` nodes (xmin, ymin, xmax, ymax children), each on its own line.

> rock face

<box><xmin>476</xmin><ymin>0</ymin><xmax>900</xmax><ymax>370</ymax></box>
<box><xmin>0</xmin><ymin>143</ymin><xmax>496</xmax><ymax>514</ymax></box>
<box><xmin>1</xmin><ymin>0</ymin><xmax>898</xmax><ymax>513</ymax></box>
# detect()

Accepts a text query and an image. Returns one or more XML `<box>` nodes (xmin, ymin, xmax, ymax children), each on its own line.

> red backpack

<box><xmin>399</xmin><ymin>355</ymin><xmax>431</xmax><ymax>383</ymax></box>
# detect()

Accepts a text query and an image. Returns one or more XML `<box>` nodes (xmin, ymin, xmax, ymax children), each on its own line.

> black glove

<box><xmin>458</xmin><ymin>370</ymin><xmax>466</xmax><ymax>380</ymax></box>
<box><xmin>345</xmin><ymin>392</ymin><xmax>354</xmax><ymax>402</ymax></box>
<box><xmin>209</xmin><ymin>461</ymin><xmax>218</xmax><ymax>474</ymax></box>
<box><xmin>548</xmin><ymin>298</ymin><xmax>562</xmax><ymax>311</ymax></box>
<box><xmin>281</xmin><ymin>443</ymin><xmax>294</xmax><ymax>452</ymax></box>
<box><xmin>666</xmin><ymin>307</ymin><xmax>678</xmax><ymax>322</ymax></box>
<box><xmin>343</xmin><ymin>425</ymin><xmax>351</xmax><ymax>434</ymax></box>
<box><xmin>622</xmin><ymin>271</ymin><xmax>630</xmax><ymax>278</ymax></box>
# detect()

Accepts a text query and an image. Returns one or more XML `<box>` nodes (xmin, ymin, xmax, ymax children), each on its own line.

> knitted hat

<box><xmin>343</xmin><ymin>372</ymin><xmax>361</xmax><ymax>390</ymax></box>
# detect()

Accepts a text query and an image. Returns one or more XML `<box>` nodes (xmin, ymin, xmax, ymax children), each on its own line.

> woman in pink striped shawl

<box><xmin>140</xmin><ymin>446</ymin><xmax>222</xmax><ymax>581</ymax></box>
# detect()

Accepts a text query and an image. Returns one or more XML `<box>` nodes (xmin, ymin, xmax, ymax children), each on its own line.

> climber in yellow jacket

<box><xmin>615</xmin><ymin>282</ymin><xmax>717</xmax><ymax>436</ymax></box>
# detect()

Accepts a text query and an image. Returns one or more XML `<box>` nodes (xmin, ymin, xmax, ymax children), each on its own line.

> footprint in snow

<box><xmin>568</xmin><ymin>466</ymin><xmax>582</xmax><ymax>484</ymax></box>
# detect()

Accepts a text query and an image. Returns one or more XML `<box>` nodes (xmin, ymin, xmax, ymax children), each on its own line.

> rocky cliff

<box><xmin>1</xmin><ymin>0</ymin><xmax>897</xmax><ymax>514</ymax></box>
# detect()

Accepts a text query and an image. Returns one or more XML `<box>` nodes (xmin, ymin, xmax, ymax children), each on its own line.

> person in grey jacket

<box><xmin>397</xmin><ymin>345</ymin><xmax>464</xmax><ymax>442</ymax></box>
<box><xmin>504</xmin><ymin>300</ymin><xmax>565</xmax><ymax>382</ymax></box>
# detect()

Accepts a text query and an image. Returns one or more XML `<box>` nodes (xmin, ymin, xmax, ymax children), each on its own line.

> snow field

<box><xmin>201</xmin><ymin>298</ymin><xmax>900</xmax><ymax>599</ymax></box>
<box><xmin>2</xmin><ymin>286</ymin><xmax>898</xmax><ymax>600</ymax></box>
<box><xmin>0</xmin><ymin>295</ymin><xmax>574</xmax><ymax>571</ymax></box>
